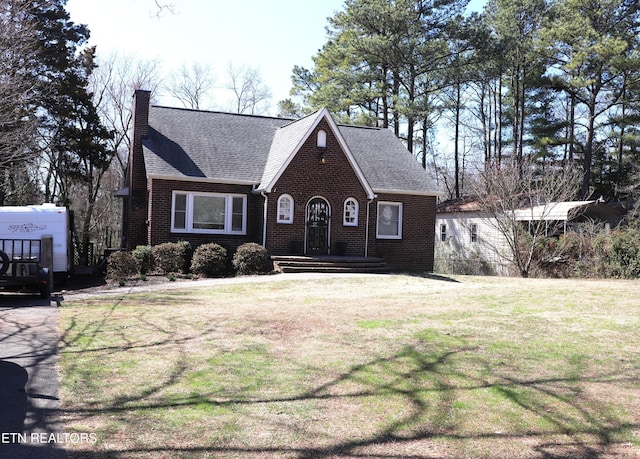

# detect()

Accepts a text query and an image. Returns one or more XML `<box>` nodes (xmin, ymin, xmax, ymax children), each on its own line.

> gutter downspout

<box><xmin>261</xmin><ymin>192</ymin><xmax>268</xmax><ymax>247</ymax></box>
<box><xmin>365</xmin><ymin>196</ymin><xmax>376</xmax><ymax>258</ymax></box>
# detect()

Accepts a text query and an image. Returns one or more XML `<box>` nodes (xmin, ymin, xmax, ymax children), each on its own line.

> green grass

<box><xmin>58</xmin><ymin>274</ymin><xmax>640</xmax><ymax>458</ymax></box>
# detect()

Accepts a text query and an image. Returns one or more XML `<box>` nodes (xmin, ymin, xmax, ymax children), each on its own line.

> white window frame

<box><xmin>277</xmin><ymin>194</ymin><xmax>294</xmax><ymax>224</ymax></box>
<box><xmin>470</xmin><ymin>223</ymin><xmax>478</xmax><ymax>242</ymax></box>
<box><xmin>376</xmin><ymin>201</ymin><xmax>403</xmax><ymax>239</ymax></box>
<box><xmin>343</xmin><ymin>197</ymin><xmax>359</xmax><ymax>226</ymax></box>
<box><xmin>171</xmin><ymin>191</ymin><xmax>247</xmax><ymax>235</ymax></box>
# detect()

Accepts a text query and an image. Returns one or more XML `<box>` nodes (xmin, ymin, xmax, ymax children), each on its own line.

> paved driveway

<box><xmin>0</xmin><ymin>294</ymin><xmax>66</xmax><ymax>459</ymax></box>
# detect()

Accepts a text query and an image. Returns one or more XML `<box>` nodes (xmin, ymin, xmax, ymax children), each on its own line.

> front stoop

<box><xmin>271</xmin><ymin>255</ymin><xmax>388</xmax><ymax>274</ymax></box>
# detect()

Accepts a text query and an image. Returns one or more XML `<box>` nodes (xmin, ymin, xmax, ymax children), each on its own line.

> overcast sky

<box><xmin>66</xmin><ymin>0</ymin><xmax>485</xmax><ymax>114</ymax></box>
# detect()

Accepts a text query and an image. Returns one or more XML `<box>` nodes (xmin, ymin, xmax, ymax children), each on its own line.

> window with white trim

<box><xmin>277</xmin><ymin>194</ymin><xmax>294</xmax><ymax>224</ymax></box>
<box><xmin>171</xmin><ymin>191</ymin><xmax>246</xmax><ymax>234</ymax></box>
<box><xmin>376</xmin><ymin>202</ymin><xmax>402</xmax><ymax>239</ymax></box>
<box><xmin>343</xmin><ymin>198</ymin><xmax>358</xmax><ymax>226</ymax></box>
<box><xmin>470</xmin><ymin>223</ymin><xmax>478</xmax><ymax>242</ymax></box>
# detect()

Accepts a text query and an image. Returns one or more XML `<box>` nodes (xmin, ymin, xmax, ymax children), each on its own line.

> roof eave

<box><xmin>147</xmin><ymin>173</ymin><xmax>259</xmax><ymax>186</ymax></box>
<box><xmin>374</xmin><ymin>188</ymin><xmax>444</xmax><ymax>197</ymax></box>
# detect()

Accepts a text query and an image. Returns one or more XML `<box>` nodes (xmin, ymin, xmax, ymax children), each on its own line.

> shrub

<box><xmin>107</xmin><ymin>251</ymin><xmax>138</xmax><ymax>282</ymax></box>
<box><xmin>152</xmin><ymin>242</ymin><xmax>186</xmax><ymax>274</ymax></box>
<box><xmin>594</xmin><ymin>227</ymin><xmax>640</xmax><ymax>278</ymax></box>
<box><xmin>191</xmin><ymin>243</ymin><xmax>227</xmax><ymax>277</ymax></box>
<box><xmin>232</xmin><ymin>242</ymin><xmax>268</xmax><ymax>275</ymax></box>
<box><xmin>177</xmin><ymin>240</ymin><xmax>193</xmax><ymax>273</ymax></box>
<box><xmin>531</xmin><ymin>223</ymin><xmax>606</xmax><ymax>279</ymax></box>
<box><xmin>131</xmin><ymin>245</ymin><xmax>152</xmax><ymax>274</ymax></box>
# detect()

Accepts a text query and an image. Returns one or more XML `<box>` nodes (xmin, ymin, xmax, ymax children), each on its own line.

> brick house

<box><xmin>121</xmin><ymin>90</ymin><xmax>441</xmax><ymax>271</ymax></box>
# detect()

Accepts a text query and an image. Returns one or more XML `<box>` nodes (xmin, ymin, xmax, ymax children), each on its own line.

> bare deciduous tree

<box><xmin>151</xmin><ymin>0</ymin><xmax>175</xmax><ymax>18</ymax></box>
<box><xmin>0</xmin><ymin>0</ymin><xmax>40</xmax><ymax>172</ymax></box>
<box><xmin>167</xmin><ymin>61</ymin><xmax>215</xmax><ymax>110</ymax></box>
<box><xmin>226</xmin><ymin>63</ymin><xmax>272</xmax><ymax>115</ymax></box>
<box><xmin>87</xmin><ymin>51</ymin><xmax>162</xmax><ymax>249</ymax></box>
<box><xmin>90</xmin><ymin>51</ymin><xmax>162</xmax><ymax>175</ymax></box>
<box><xmin>473</xmin><ymin>158</ymin><xmax>583</xmax><ymax>277</ymax></box>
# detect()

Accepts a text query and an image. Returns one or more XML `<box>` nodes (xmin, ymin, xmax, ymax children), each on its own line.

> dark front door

<box><xmin>306</xmin><ymin>197</ymin><xmax>330</xmax><ymax>255</ymax></box>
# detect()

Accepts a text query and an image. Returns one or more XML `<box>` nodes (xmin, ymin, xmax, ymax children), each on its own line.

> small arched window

<box><xmin>277</xmin><ymin>194</ymin><xmax>294</xmax><ymax>224</ymax></box>
<box><xmin>317</xmin><ymin>130</ymin><xmax>327</xmax><ymax>148</ymax></box>
<box><xmin>343</xmin><ymin>198</ymin><xmax>358</xmax><ymax>226</ymax></box>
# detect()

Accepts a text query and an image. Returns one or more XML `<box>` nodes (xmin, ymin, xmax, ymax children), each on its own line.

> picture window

<box><xmin>172</xmin><ymin>191</ymin><xmax>246</xmax><ymax>234</ymax></box>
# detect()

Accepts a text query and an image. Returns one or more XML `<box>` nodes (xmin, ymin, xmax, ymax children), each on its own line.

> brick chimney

<box><xmin>125</xmin><ymin>90</ymin><xmax>151</xmax><ymax>249</ymax></box>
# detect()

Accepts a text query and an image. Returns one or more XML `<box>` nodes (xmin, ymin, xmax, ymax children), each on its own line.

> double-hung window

<box><xmin>376</xmin><ymin>202</ymin><xmax>402</xmax><ymax>239</ymax></box>
<box><xmin>172</xmin><ymin>191</ymin><xmax>246</xmax><ymax>234</ymax></box>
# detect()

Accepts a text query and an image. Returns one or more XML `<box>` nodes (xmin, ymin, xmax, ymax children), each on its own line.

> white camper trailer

<box><xmin>0</xmin><ymin>204</ymin><xmax>72</xmax><ymax>297</ymax></box>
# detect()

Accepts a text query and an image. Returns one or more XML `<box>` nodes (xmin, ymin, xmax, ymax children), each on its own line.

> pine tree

<box><xmin>540</xmin><ymin>0</ymin><xmax>640</xmax><ymax>199</ymax></box>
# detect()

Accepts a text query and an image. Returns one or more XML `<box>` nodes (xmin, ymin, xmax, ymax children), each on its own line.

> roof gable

<box><xmin>257</xmin><ymin>108</ymin><xmax>375</xmax><ymax>199</ymax></box>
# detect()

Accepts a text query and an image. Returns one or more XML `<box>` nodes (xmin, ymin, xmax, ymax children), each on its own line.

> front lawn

<box><xmin>59</xmin><ymin>274</ymin><xmax>640</xmax><ymax>458</ymax></box>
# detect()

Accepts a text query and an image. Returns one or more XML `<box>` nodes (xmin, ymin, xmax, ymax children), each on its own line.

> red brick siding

<box><xmin>125</xmin><ymin>90</ymin><xmax>151</xmax><ymax>250</ymax></box>
<box><xmin>147</xmin><ymin>179</ymin><xmax>262</xmax><ymax>253</ymax></box>
<box><xmin>125</xmin><ymin>102</ymin><xmax>438</xmax><ymax>271</ymax></box>
<box><xmin>265</xmin><ymin>119</ymin><xmax>369</xmax><ymax>256</ymax></box>
<box><xmin>368</xmin><ymin>193</ymin><xmax>437</xmax><ymax>271</ymax></box>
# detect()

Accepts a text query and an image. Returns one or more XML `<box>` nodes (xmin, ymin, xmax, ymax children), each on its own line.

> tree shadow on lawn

<box><xmin>59</xmin><ymin>308</ymin><xmax>639</xmax><ymax>459</ymax></box>
<box><xmin>0</xmin><ymin>306</ymin><xmax>67</xmax><ymax>458</ymax></box>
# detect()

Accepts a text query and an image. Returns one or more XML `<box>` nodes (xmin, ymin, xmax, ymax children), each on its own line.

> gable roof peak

<box><xmin>257</xmin><ymin>108</ymin><xmax>375</xmax><ymax>198</ymax></box>
<box><xmin>277</xmin><ymin>107</ymin><xmax>326</xmax><ymax>130</ymax></box>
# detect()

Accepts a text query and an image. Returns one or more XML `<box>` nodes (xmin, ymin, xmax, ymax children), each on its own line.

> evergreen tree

<box><xmin>485</xmin><ymin>0</ymin><xmax>548</xmax><ymax>165</ymax></box>
<box><xmin>1</xmin><ymin>0</ymin><xmax>112</xmax><ymax>262</ymax></box>
<box><xmin>540</xmin><ymin>0</ymin><xmax>640</xmax><ymax>199</ymax></box>
<box><xmin>292</xmin><ymin>0</ymin><xmax>470</xmax><ymax>151</ymax></box>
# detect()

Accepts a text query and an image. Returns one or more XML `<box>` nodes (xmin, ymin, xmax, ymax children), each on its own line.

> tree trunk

<box><xmin>454</xmin><ymin>80</ymin><xmax>461</xmax><ymax>198</ymax></box>
<box><xmin>582</xmin><ymin>107</ymin><xmax>596</xmax><ymax>199</ymax></box>
<box><xmin>392</xmin><ymin>70</ymin><xmax>400</xmax><ymax>137</ymax></box>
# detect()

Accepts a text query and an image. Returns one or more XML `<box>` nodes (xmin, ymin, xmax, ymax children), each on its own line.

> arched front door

<box><xmin>306</xmin><ymin>197</ymin><xmax>330</xmax><ymax>255</ymax></box>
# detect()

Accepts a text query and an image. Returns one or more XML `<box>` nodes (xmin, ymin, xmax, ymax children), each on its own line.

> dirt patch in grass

<box><xmin>58</xmin><ymin>274</ymin><xmax>640</xmax><ymax>458</ymax></box>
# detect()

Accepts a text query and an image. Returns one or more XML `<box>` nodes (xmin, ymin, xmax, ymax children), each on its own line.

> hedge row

<box><xmin>107</xmin><ymin>241</ymin><xmax>269</xmax><ymax>281</ymax></box>
<box><xmin>534</xmin><ymin>223</ymin><xmax>640</xmax><ymax>279</ymax></box>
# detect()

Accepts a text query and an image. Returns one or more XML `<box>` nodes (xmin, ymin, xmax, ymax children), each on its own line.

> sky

<box><xmin>66</xmin><ymin>0</ymin><xmax>347</xmax><ymax>113</ymax></box>
<box><xmin>66</xmin><ymin>0</ymin><xmax>486</xmax><ymax>115</ymax></box>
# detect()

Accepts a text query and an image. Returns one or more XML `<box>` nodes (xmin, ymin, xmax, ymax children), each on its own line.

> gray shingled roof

<box><xmin>259</xmin><ymin>110</ymin><xmax>324</xmax><ymax>189</ymax></box>
<box><xmin>340</xmin><ymin>124</ymin><xmax>439</xmax><ymax>194</ymax></box>
<box><xmin>143</xmin><ymin>106</ymin><xmax>288</xmax><ymax>183</ymax></box>
<box><xmin>142</xmin><ymin>105</ymin><xmax>441</xmax><ymax>195</ymax></box>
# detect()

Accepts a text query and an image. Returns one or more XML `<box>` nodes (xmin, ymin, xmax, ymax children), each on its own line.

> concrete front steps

<box><xmin>271</xmin><ymin>255</ymin><xmax>388</xmax><ymax>274</ymax></box>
